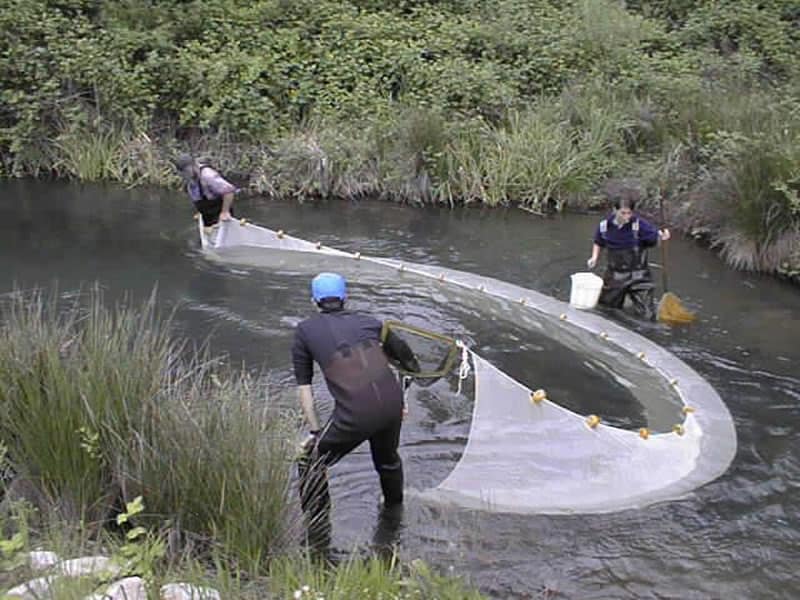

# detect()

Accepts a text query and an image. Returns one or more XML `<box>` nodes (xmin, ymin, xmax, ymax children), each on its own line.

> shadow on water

<box><xmin>1</xmin><ymin>180</ymin><xmax>800</xmax><ymax>598</ymax></box>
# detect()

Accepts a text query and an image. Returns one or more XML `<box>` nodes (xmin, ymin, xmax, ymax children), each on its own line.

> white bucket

<box><xmin>569</xmin><ymin>272</ymin><xmax>604</xmax><ymax>310</ymax></box>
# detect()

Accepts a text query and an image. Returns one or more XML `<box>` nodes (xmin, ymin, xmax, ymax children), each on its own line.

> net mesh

<box><xmin>381</xmin><ymin>321</ymin><xmax>460</xmax><ymax>383</ymax></box>
<box><xmin>203</xmin><ymin>218</ymin><xmax>737</xmax><ymax>514</ymax></box>
<box><xmin>658</xmin><ymin>291</ymin><xmax>697</xmax><ymax>325</ymax></box>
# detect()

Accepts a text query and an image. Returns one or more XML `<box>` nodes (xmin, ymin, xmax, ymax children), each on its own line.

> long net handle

<box><xmin>659</xmin><ymin>190</ymin><xmax>669</xmax><ymax>293</ymax></box>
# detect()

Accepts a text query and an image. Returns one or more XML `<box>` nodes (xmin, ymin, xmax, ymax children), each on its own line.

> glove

<box><xmin>586</xmin><ymin>256</ymin><xmax>597</xmax><ymax>269</ymax></box>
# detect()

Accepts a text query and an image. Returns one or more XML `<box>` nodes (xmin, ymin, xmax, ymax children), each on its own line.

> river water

<box><xmin>1</xmin><ymin>180</ymin><xmax>798</xmax><ymax>599</ymax></box>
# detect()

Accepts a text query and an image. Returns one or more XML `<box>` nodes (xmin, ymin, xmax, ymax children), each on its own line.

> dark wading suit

<box><xmin>292</xmin><ymin>307</ymin><xmax>418</xmax><ymax>548</ymax></box>
<box><xmin>594</xmin><ymin>214</ymin><xmax>660</xmax><ymax>321</ymax></box>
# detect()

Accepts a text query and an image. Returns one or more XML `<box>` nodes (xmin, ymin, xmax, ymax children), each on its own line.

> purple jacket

<box><xmin>187</xmin><ymin>166</ymin><xmax>238</xmax><ymax>204</ymax></box>
<box><xmin>593</xmin><ymin>214</ymin><xmax>659</xmax><ymax>251</ymax></box>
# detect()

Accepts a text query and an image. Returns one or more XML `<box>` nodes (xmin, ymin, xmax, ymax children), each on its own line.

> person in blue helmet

<box><xmin>293</xmin><ymin>272</ymin><xmax>419</xmax><ymax>551</ymax></box>
<box><xmin>587</xmin><ymin>197</ymin><xmax>670</xmax><ymax>320</ymax></box>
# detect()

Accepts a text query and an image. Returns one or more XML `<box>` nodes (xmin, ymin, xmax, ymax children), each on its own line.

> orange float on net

<box><xmin>586</xmin><ymin>415</ymin><xmax>601</xmax><ymax>429</ymax></box>
<box><xmin>530</xmin><ymin>389</ymin><xmax>547</xmax><ymax>404</ymax></box>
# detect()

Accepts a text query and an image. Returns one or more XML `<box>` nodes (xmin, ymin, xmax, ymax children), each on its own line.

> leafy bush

<box><xmin>1</xmin><ymin>0</ymin><xmax>798</xmax><ymax>272</ymax></box>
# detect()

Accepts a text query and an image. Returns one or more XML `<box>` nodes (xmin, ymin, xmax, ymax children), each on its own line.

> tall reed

<box><xmin>0</xmin><ymin>288</ymin><xmax>296</xmax><ymax>568</ymax></box>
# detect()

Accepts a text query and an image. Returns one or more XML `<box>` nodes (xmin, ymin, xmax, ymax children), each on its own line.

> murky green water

<box><xmin>1</xmin><ymin>180</ymin><xmax>799</xmax><ymax>599</ymax></box>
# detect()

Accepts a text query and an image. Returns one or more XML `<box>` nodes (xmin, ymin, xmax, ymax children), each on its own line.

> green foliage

<box><xmin>689</xmin><ymin>106</ymin><xmax>800</xmax><ymax>271</ymax></box>
<box><xmin>4</xmin><ymin>0</ymin><xmax>793</xmax><ymax>148</ymax></box>
<box><xmin>115</xmin><ymin>496</ymin><xmax>166</xmax><ymax>581</ymax></box>
<box><xmin>0</xmin><ymin>502</ymin><xmax>33</xmax><ymax>572</ymax></box>
<box><xmin>1</xmin><ymin>0</ymin><xmax>799</xmax><ymax>273</ymax></box>
<box><xmin>270</xmin><ymin>555</ymin><xmax>485</xmax><ymax>600</ymax></box>
<box><xmin>121</xmin><ymin>366</ymin><xmax>295</xmax><ymax>573</ymax></box>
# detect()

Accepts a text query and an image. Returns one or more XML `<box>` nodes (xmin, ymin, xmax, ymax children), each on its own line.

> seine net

<box><xmin>202</xmin><ymin>218</ymin><xmax>737</xmax><ymax>514</ymax></box>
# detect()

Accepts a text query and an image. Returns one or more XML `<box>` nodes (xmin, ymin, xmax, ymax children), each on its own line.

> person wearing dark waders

<box><xmin>586</xmin><ymin>197</ymin><xmax>671</xmax><ymax>321</ymax></box>
<box><xmin>293</xmin><ymin>273</ymin><xmax>420</xmax><ymax>556</ymax></box>
<box><xmin>174</xmin><ymin>154</ymin><xmax>237</xmax><ymax>226</ymax></box>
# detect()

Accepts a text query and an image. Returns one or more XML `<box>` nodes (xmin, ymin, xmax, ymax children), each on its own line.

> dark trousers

<box><xmin>194</xmin><ymin>198</ymin><xmax>235</xmax><ymax>226</ymax></box>
<box><xmin>599</xmin><ymin>269</ymin><xmax>656</xmax><ymax>321</ymax></box>
<box><xmin>297</xmin><ymin>418</ymin><xmax>404</xmax><ymax>550</ymax></box>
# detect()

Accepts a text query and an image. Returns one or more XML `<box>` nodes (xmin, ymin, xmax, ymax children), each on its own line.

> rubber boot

<box><xmin>378</xmin><ymin>458</ymin><xmax>404</xmax><ymax>506</ymax></box>
<box><xmin>372</xmin><ymin>502</ymin><xmax>404</xmax><ymax>561</ymax></box>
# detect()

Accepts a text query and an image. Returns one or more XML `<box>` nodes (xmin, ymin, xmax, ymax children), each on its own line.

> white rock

<box><xmin>97</xmin><ymin>576</ymin><xmax>148</xmax><ymax>600</ymax></box>
<box><xmin>58</xmin><ymin>555</ymin><xmax>121</xmax><ymax>578</ymax></box>
<box><xmin>28</xmin><ymin>550</ymin><xmax>60</xmax><ymax>570</ymax></box>
<box><xmin>5</xmin><ymin>575</ymin><xmax>57</xmax><ymax>599</ymax></box>
<box><xmin>160</xmin><ymin>582</ymin><xmax>222</xmax><ymax>600</ymax></box>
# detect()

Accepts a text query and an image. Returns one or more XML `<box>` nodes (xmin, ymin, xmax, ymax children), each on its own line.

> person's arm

<box><xmin>587</xmin><ymin>243</ymin><xmax>602</xmax><ymax>269</ymax></box>
<box><xmin>638</xmin><ymin>218</ymin><xmax>661</xmax><ymax>248</ymax></box>
<box><xmin>297</xmin><ymin>385</ymin><xmax>321</xmax><ymax>432</ymax></box>
<box><xmin>381</xmin><ymin>326</ymin><xmax>419</xmax><ymax>420</ymax></box>
<box><xmin>587</xmin><ymin>224</ymin><xmax>605</xmax><ymax>269</ymax></box>
<box><xmin>292</xmin><ymin>328</ymin><xmax>320</xmax><ymax>431</ymax></box>
<box><xmin>219</xmin><ymin>192</ymin><xmax>234</xmax><ymax>221</ymax></box>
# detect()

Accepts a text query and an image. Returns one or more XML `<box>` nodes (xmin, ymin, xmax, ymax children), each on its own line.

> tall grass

<box><xmin>10</xmin><ymin>67</ymin><xmax>800</xmax><ymax>277</ymax></box>
<box><xmin>658</xmin><ymin>75</ymin><xmax>800</xmax><ymax>272</ymax></box>
<box><xmin>270</xmin><ymin>555</ymin><xmax>485</xmax><ymax>600</ymax></box>
<box><xmin>0</xmin><ymin>289</ymin><xmax>169</xmax><ymax>524</ymax></box>
<box><xmin>0</xmin><ymin>288</ymin><xmax>296</xmax><ymax>568</ymax></box>
<box><xmin>52</xmin><ymin>120</ymin><xmax>132</xmax><ymax>182</ymax></box>
<box><xmin>0</xmin><ymin>515</ymin><xmax>489</xmax><ymax>599</ymax></box>
<box><xmin>0</xmin><ymin>287</ymin><xmax>487</xmax><ymax>593</ymax></box>
<box><xmin>121</xmin><ymin>365</ymin><xmax>296</xmax><ymax>573</ymax></box>
<box><xmin>51</xmin><ymin>116</ymin><xmax>174</xmax><ymax>187</ymax></box>
<box><xmin>443</xmin><ymin>102</ymin><xmax>624</xmax><ymax>211</ymax></box>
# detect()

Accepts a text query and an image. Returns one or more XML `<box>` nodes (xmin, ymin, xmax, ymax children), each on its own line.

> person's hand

<box><xmin>300</xmin><ymin>430</ymin><xmax>319</xmax><ymax>453</ymax></box>
<box><xmin>659</xmin><ymin>228</ymin><xmax>671</xmax><ymax>241</ymax></box>
<box><xmin>586</xmin><ymin>256</ymin><xmax>597</xmax><ymax>269</ymax></box>
<box><xmin>402</xmin><ymin>402</ymin><xmax>409</xmax><ymax>420</ymax></box>
<box><xmin>219</xmin><ymin>210</ymin><xmax>232</xmax><ymax>221</ymax></box>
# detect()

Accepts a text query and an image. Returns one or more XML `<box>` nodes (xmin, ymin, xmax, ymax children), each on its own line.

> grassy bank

<box><xmin>0</xmin><ymin>0</ymin><xmax>798</xmax><ymax>278</ymax></box>
<box><xmin>0</xmin><ymin>289</ymin><xmax>485</xmax><ymax>597</ymax></box>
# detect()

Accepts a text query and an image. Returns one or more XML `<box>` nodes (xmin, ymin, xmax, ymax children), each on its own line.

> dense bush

<box><xmin>0</xmin><ymin>0</ymin><xmax>798</xmax><ymax>275</ymax></box>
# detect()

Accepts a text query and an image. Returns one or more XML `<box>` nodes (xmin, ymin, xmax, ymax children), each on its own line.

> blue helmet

<box><xmin>311</xmin><ymin>272</ymin><xmax>347</xmax><ymax>303</ymax></box>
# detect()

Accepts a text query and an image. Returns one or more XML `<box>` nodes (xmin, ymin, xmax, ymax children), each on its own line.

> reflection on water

<box><xmin>1</xmin><ymin>180</ymin><xmax>799</xmax><ymax>599</ymax></box>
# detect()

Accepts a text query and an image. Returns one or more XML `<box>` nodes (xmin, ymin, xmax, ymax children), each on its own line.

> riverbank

<box><xmin>0</xmin><ymin>289</ymin><xmax>485</xmax><ymax>598</ymax></box>
<box><xmin>1</xmin><ymin>1</ymin><xmax>798</xmax><ymax>279</ymax></box>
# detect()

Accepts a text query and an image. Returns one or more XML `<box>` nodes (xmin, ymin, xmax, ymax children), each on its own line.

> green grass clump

<box><xmin>0</xmin><ymin>288</ymin><xmax>295</xmax><ymax>569</ymax></box>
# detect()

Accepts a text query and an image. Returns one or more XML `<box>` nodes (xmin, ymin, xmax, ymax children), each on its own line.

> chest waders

<box><xmin>598</xmin><ymin>219</ymin><xmax>657</xmax><ymax>320</ymax></box>
<box><xmin>297</xmin><ymin>316</ymin><xmax>405</xmax><ymax>552</ymax></box>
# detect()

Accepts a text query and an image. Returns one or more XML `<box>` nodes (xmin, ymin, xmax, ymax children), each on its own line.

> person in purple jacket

<box><xmin>586</xmin><ymin>197</ymin><xmax>670</xmax><ymax>320</ymax></box>
<box><xmin>174</xmin><ymin>154</ymin><xmax>237</xmax><ymax>226</ymax></box>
